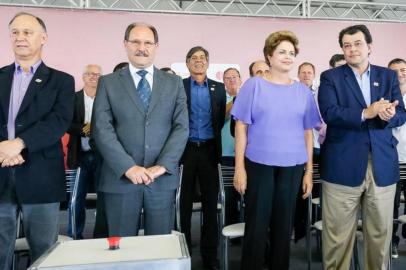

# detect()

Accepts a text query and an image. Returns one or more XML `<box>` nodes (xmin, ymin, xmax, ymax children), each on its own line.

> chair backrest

<box><xmin>218</xmin><ymin>164</ymin><xmax>237</xmax><ymax>227</ymax></box>
<box><xmin>65</xmin><ymin>168</ymin><xmax>80</xmax><ymax>239</ymax></box>
<box><xmin>65</xmin><ymin>168</ymin><xmax>81</xmax><ymax>200</ymax></box>
<box><xmin>312</xmin><ymin>163</ymin><xmax>321</xmax><ymax>183</ymax></box>
<box><xmin>175</xmin><ymin>165</ymin><xmax>184</xmax><ymax>231</ymax></box>
<box><xmin>400</xmin><ymin>163</ymin><xmax>406</xmax><ymax>180</ymax></box>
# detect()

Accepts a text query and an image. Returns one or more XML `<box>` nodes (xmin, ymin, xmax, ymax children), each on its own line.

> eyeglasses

<box><xmin>224</xmin><ymin>76</ymin><xmax>240</xmax><ymax>81</ymax></box>
<box><xmin>84</xmin><ymin>72</ymin><xmax>101</xmax><ymax>77</ymax></box>
<box><xmin>126</xmin><ymin>39</ymin><xmax>156</xmax><ymax>49</ymax></box>
<box><xmin>342</xmin><ymin>41</ymin><xmax>365</xmax><ymax>51</ymax></box>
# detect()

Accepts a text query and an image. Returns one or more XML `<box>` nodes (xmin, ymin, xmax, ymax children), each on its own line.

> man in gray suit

<box><xmin>92</xmin><ymin>22</ymin><xmax>189</xmax><ymax>236</ymax></box>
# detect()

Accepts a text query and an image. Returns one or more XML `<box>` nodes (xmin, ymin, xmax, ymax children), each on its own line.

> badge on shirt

<box><xmin>35</xmin><ymin>78</ymin><xmax>42</xmax><ymax>83</ymax></box>
<box><xmin>373</xmin><ymin>82</ymin><xmax>379</xmax><ymax>87</ymax></box>
<box><xmin>210</xmin><ymin>86</ymin><xmax>215</xmax><ymax>91</ymax></box>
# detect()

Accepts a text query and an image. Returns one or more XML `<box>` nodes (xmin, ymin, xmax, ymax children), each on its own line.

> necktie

<box><xmin>136</xmin><ymin>70</ymin><xmax>151</xmax><ymax>110</ymax></box>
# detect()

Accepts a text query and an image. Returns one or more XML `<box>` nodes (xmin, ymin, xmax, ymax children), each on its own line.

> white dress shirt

<box><xmin>129</xmin><ymin>63</ymin><xmax>154</xmax><ymax>90</ymax></box>
<box><xmin>81</xmin><ymin>90</ymin><xmax>94</xmax><ymax>151</ymax></box>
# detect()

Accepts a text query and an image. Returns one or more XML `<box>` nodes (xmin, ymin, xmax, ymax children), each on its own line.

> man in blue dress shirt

<box><xmin>180</xmin><ymin>46</ymin><xmax>226</xmax><ymax>270</ymax></box>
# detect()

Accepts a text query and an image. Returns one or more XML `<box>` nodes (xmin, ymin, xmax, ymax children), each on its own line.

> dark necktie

<box><xmin>136</xmin><ymin>70</ymin><xmax>151</xmax><ymax>111</ymax></box>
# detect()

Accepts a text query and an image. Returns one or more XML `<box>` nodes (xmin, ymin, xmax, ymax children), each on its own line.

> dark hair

<box><xmin>113</xmin><ymin>62</ymin><xmax>128</xmax><ymax>72</ymax></box>
<box><xmin>298</xmin><ymin>62</ymin><xmax>315</xmax><ymax>75</ymax></box>
<box><xmin>263</xmin><ymin>31</ymin><xmax>299</xmax><ymax>65</ymax></box>
<box><xmin>9</xmin><ymin>12</ymin><xmax>47</xmax><ymax>32</ymax></box>
<box><xmin>223</xmin><ymin>67</ymin><xmax>241</xmax><ymax>79</ymax></box>
<box><xmin>338</xmin><ymin>24</ymin><xmax>372</xmax><ymax>48</ymax></box>
<box><xmin>329</xmin><ymin>54</ymin><xmax>345</xmax><ymax>68</ymax></box>
<box><xmin>160</xmin><ymin>67</ymin><xmax>176</xmax><ymax>74</ymax></box>
<box><xmin>249</xmin><ymin>62</ymin><xmax>256</xmax><ymax>77</ymax></box>
<box><xmin>124</xmin><ymin>22</ymin><xmax>158</xmax><ymax>43</ymax></box>
<box><xmin>185</xmin><ymin>46</ymin><xmax>209</xmax><ymax>63</ymax></box>
<box><xmin>248</xmin><ymin>60</ymin><xmax>269</xmax><ymax>77</ymax></box>
<box><xmin>388</xmin><ymin>58</ymin><xmax>406</xmax><ymax>68</ymax></box>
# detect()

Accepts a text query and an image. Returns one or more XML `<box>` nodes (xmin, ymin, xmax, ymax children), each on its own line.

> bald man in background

<box><xmin>67</xmin><ymin>64</ymin><xmax>103</xmax><ymax>239</ymax></box>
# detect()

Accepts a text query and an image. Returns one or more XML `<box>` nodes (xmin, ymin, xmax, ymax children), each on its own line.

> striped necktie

<box><xmin>136</xmin><ymin>70</ymin><xmax>151</xmax><ymax>110</ymax></box>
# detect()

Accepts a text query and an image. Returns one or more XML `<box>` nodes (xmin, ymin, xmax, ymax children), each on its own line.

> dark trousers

<box><xmin>241</xmin><ymin>159</ymin><xmax>303</xmax><ymax>270</ymax></box>
<box><xmin>104</xmin><ymin>186</ymin><xmax>175</xmax><ymax>236</ymax></box>
<box><xmin>67</xmin><ymin>151</ymin><xmax>101</xmax><ymax>239</ymax></box>
<box><xmin>392</xmin><ymin>164</ymin><xmax>406</xmax><ymax>246</ymax></box>
<box><xmin>180</xmin><ymin>143</ymin><xmax>219</xmax><ymax>264</ymax></box>
<box><xmin>93</xmin><ymin>191</ymin><xmax>109</xmax><ymax>238</ymax></box>
<box><xmin>221</xmin><ymin>156</ymin><xmax>240</xmax><ymax>226</ymax></box>
<box><xmin>0</xmin><ymin>202</ymin><xmax>59</xmax><ymax>270</ymax></box>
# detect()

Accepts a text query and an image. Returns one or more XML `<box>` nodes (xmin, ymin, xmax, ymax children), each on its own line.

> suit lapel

<box><xmin>369</xmin><ymin>65</ymin><xmax>381</xmax><ymax>103</ymax></box>
<box><xmin>343</xmin><ymin>65</ymin><xmax>367</xmax><ymax>108</ymax></box>
<box><xmin>184</xmin><ymin>77</ymin><xmax>191</xmax><ymax>111</ymax></box>
<box><xmin>147</xmin><ymin>68</ymin><xmax>165</xmax><ymax>114</ymax></box>
<box><xmin>208</xmin><ymin>79</ymin><xmax>218</xmax><ymax>117</ymax></box>
<box><xmin>17</xmin><ymin>62</ymin><xmax>50</xmax><ymax>116</ymax></box>
<box><xmin>119</xmin><ymin>67</ymin><xmax>146</xmax><ymax>114</ymax></box>
<box><xmin>78</xmin><ymin>90</ymin><xmax>85</xmax><ymax>124</ymax></box>
<box><xmin>0</xmin><ymin>64</ymin><xmax>14</xmax><ymax>120</ymax></box>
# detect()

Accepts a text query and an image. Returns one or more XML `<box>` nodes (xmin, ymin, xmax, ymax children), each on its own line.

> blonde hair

<box><xmin>263</xmin><ymin>30</ymin><xmax>299</xmax><ymax>65</ymax></box>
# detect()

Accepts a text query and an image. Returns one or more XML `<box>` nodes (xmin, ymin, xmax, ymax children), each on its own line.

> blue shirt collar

<box><xmin>14</xmin><ymin>60</ymin><xmax>42</xmax><ymax>74</ymax></box>
<box><xmin>351</xmin><ymin>63</ymin><xmax>371</xmax><ymax>78</ymax></box>
<box><xmin>191</xmin><ymin>77</ymin><xmax>208</xmax><ymax>87</ymax></box>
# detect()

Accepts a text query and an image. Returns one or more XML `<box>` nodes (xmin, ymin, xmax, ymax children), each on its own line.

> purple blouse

<box><xmin>231</xmin><ymin>77</ymin><xmax>321</xmax><ymax>166</ymax></box>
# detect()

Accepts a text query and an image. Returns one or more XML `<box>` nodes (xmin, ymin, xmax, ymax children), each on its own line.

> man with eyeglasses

<box><xmin>318</xmin><ymin>24</ymin><xmax>406</xmax><ymax>269</ymax></box>
<box><xmin>180</xmin><ymin>46</ymin><xmax>226</xmax><ymax>270</ymax></box>
<box><xmin>222</xmin><ymin>68</ymin><xmax>242</xmax><ymax>231</ymax></box>
<box><xmin>66</xmin><ymin>64</ymin><xmax>102</xmax><ymax>239</ymax></box>
<box><xmin>92</xmin><ymin>22</ymin><xmax>188</xmax><ymax>237</ymax></box>
<box><xmin>0</xmin><ymin>12</ymin><xmax>74</xmax><ymax>268</ymax></box>
<box><xmin>249</xmin><ymin>60</ymin><xmax>270</xmax><ymax>77</ymax></box>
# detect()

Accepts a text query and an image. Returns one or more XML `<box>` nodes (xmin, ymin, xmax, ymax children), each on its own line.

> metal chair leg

<box><xmin>388</xmin><ymin>241</ymin><xmax>392</xmax><ymax>270</ymax></box>
<box><xmin>306</xmin><ymin>231</ymin><xmax>311</xmax><ymax>270</ymax></box>
<box><xmin>224</xmin><ymin>236</ymin><xmax>229</xmax><ymax>270</ymax></box>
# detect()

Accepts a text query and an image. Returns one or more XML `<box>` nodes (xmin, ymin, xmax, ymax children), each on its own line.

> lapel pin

<box><xmin>210</xmin><ymin>86</ymin><xmax>215</xmax><ymax>91</ymax></box>
<box><xmin>35</xmin><ymin>78</ymin><xmax>42</xmax><ymax>83</ymax></box>
<box><xmin>373</xmin><ymin>82</ymin><xmax>379</xmax><ymax>87</ymax></box>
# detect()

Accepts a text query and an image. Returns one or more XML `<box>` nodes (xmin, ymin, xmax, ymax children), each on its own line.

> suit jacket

<box><xmin>182</xmin><ymin>77</ymin><xmax>226</xmax><ymax>162</ymax></box>
<box><xmin>0</xmin><ymin>62</ymin><xmax>75</xmax><ymax>203</ymax></box>
<box><xmin>318</xmin><ymin>64</ymin><xmax>406</xmax><ymax>187</ymax></box>
<box><xmin>92</xmin><ymin>67</ymin><xmax>189</xmax><ymax>193</ymax></box>
<box><xmin>67</xmin><ymin>90</ymin><xmax>86</xmax><ymax>169</ymax></box>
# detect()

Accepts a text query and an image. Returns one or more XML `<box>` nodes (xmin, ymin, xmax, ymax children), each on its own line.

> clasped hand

<box><xmin>364</xmin><ymin>98</ymin><xmax>398</xmax><ymax>121</ymax></box>
<box><xmin>82</xmin><ymin>123</ymin><xmax>91</xmax><ymax>137</ymax></box>
<box><xmin>125</xmin><ymin>165</ymin><xmax>166</xmax><ymax>185</ymax></box>
<box><xmin>0</xmin><ymin>139</ymin><xmax>25</xmax><ymax>167</ymax></box>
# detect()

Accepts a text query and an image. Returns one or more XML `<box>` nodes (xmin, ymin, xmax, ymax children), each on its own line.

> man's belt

<box><xmin>187</xmin><ymin>139</ymin><xmax>215</xmax><ymax>148</ymax></box>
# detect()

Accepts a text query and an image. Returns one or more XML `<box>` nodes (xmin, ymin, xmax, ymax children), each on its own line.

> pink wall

<box><xmin>1</xmin><ymin>6</ymin><xmax>405</xmax><ymax>88</ymax></box>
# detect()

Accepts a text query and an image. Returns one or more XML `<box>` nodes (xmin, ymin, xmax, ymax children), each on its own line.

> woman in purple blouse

<box><xmin>231</xmin><ymin>31</ymin><xmax>321</xmax><ymax>270</ymax></box>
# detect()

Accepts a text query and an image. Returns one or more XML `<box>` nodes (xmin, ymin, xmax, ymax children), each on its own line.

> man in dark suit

<box><xmin>180</xmin><ymin>46</ymin><xmax>226</xmax><ymax>270</ymax></box>
<box><xmin>0</xmin><ymin>12</ymin><xmax>74</xmax><ymax>269</ymax></box>
<box><xmin>318</xmin><ymin>24</ymin><xmax>406</xmax><ymax>269</ymax></box>
<box><xmin>66</xmin><ymin>64</ymin><xmax>103</xmax><ymax>239</ymax></box>
<box><xmin>92</xmin><ymin>22</ymin><xmax>188</xmax><ymax>237</ymax></box>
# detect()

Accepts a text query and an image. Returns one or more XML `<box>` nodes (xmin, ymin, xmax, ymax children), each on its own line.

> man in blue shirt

<box><xmin>221</xmin><ymin>68</ymin><xmax>241</xmax><ymax>229</ymax></box>
<box><xmin>318</xmin><ymin>24</ymin><xmax>406</xmax><ymax>269</ymax></box>
<box><xmin>180</xmin><ymin>46</ymin><xmax>226</xmax><ymax>270</ymax></box>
